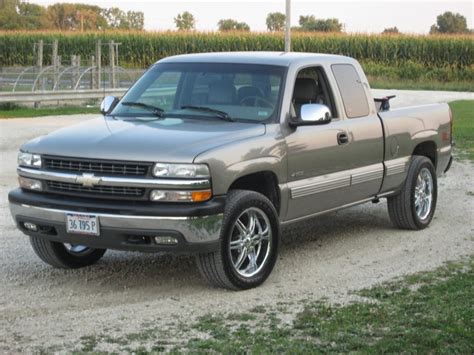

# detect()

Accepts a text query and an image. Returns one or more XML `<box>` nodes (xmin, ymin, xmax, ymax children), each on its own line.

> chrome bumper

<box><xmin>10</xmin><ymin>202</ymin><xmax>223</xmax><ymax>244</ymax></box>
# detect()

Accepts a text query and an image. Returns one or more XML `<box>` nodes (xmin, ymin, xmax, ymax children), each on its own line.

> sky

<box><xmin>30</xmin><ymin>0</ymin><xmax>473</xmax><ymax>34</ymax></box>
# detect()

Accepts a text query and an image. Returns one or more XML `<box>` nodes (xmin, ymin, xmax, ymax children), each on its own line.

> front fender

<box><xmin>222</xmin><ymin>156</ymin><xmax>284</xmax><ymax>192</ymax></box>
<box><xmin>193</xmin><ymin>125</ymin><xmax>287</xmax><ymax>196</ymax></box>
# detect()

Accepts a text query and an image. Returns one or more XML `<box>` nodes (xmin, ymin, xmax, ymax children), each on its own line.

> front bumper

<box><xmin>9</xmin><ymin>189</ymin><xmax>224</xmax><ymax>253</ymax></box>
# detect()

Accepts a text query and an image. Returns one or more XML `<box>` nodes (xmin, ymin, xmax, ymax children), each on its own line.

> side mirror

<box><xmin>100</xmin><ymin>96</ymin><xmax>119</xmax><ymax>115</ymax></box>
<box><xmin>290</xmin><ymin>104</ymin><xmax>332</xmax><ymax>127</ymax></box>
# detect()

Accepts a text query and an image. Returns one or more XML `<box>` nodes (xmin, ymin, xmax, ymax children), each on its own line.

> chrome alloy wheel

<box><xmin>229</xmin><ymin>207</ymin><xmax>272</xmax><ymax>278</ymax></box>
<box><xmin>63</xmin><ymin>244</ymin><xmax>92</xmax><ymax>254</ymax></box>
<box><xmin>414</xmin><ymin>167</ymin><xmax>433</xmax><ymax>220</ymax></box>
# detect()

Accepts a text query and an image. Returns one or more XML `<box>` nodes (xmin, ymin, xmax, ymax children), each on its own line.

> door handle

<box><xmin>337</xmin><ymin>132</ymin><xmax>349</xmax><ymax>145</ymax></box>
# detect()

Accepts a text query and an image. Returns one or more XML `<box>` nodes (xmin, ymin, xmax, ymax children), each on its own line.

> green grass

<box><xmin>0</xmin><ymin>105</ymin><xmax>99</xmax><ymax>118</ymax></box>
<box><xmin>177</xmin><ymin>258</ymin><xmax>473</xmax><ymax>353</ymax></box>
<box><xmin>48</xmin><ymin>258</ymin><xmax>471</xmax><ymax>353</ymax></box>
<box><xmin>450</xmin><ymin>100</ymin><xmax>474</xmax><ymax>160</ymax></box>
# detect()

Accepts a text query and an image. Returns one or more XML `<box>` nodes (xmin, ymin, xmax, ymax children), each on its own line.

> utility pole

<box><xmin>285</xmin><ymin>0</ymin><xmax>291</xmax><ymax>52</ymax></box>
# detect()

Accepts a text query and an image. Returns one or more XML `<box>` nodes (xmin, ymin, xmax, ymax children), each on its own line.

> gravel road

<box><xmin>0</xmin><ymin>91</ymin><xmax>473</xmax><ymax>352</ymax></box>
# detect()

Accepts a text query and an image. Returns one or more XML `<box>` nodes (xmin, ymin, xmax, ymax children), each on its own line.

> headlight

<box><xmin>150</xmin><ymin>189</ymin><xmax>212</xmax><ymax>202</ymax></box>
<box><xmin>152</xmin><ymin>163</ymin><xmax>209</xmax><ymax>178</ymax></box>
<box><xmin>18</xmin><ymin>152</ymin><xmax>42</xmax><ymax>168</ymax></box>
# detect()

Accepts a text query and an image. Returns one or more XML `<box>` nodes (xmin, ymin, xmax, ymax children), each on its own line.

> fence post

<box><xmin>70</xmin><ymin>55</ymin><xmax>76</xmax><ymax>90</ymax></box>
<box><xmin>109</xmin><ymin>41</ymin><xmax>116</xmax><ymax>89</ymax></box>
<box><xmin>90</xmin><ymin>56</ymin><xmax>96</xmax><ymax>89</ymax></box>
<box><xmin>52</xmin><ymin>39</ymin><xmax>59</xmax><ymax>89</ymax></box>
<box><xmin>36</xmin><ymin>40</ymin><xmax>43</xmax><ymax>68</ymax></box>
<box><xmin>95</xmin><ymin>40</ymin><xmax>101</xmax><ymax>89</ymax></box>
<box><xmin>34</xmin><ymin>40</ymin><xmax>44</xmax><ymax>107</ymax></box>
<box><xmin>72</xmin><ymin>55</ymin><xmax>81</xmax><ymax>90</ymax></box>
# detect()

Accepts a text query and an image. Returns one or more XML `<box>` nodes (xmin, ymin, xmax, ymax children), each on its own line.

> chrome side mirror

<box><xmin>290</xmin><ymin>104</ymin><xmax>332</xmax><ymax>127</ymax></box>
<box><xmin>100</xmin><ymin>96</ymin><xmax>119</xmax><ymax>115</ymax></box>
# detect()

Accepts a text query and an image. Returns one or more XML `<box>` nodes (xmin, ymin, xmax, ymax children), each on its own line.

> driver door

<box><xmin>285</xmin><ymin>65</ymin><xmax>384</xmax><ymax>221</ymax></box>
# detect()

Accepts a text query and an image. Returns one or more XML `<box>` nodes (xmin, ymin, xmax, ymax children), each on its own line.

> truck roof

<box><xmin>157</xmin><ymin>51</ymin><xmax>354</xmax><ymax>67</ymax></box>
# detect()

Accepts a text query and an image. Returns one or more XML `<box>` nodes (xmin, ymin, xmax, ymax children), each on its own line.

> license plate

<box><xmin>66</xmin><ymin>213</ymin><xmax>100</xmax><ymax>236</ymax></box>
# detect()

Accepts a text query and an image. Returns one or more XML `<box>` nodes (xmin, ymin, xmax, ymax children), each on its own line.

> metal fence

<box><xmin>0</xmin><ymin>66</ymin><xmax>144</xmax><ymax>104</ymax></box>
<box><xmin>0</xmin><ymin>66</ymin><xmax>144</xmax><ymax>93</ymax></box>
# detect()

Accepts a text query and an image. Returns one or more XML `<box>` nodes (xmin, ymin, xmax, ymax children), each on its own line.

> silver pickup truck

<box><xmin>9</xmin><ymin>52</ymin><xmax>453</xmax><ymax>290</ymax></box>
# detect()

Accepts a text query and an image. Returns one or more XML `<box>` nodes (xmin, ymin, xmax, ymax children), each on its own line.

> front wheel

<box><xmin>196</xmin><ymin>190</ymin><xmax>280</xmax><ymax>290</ymax></box>
<box><xmin>387</xmin><ymin>155</ymin><xmax>438</xmax><ymax>230</ymax></box>
<box><xmin>30</xmin><ymin>236</ymin><xmax>106</xmax><ymax>268</ymax></box>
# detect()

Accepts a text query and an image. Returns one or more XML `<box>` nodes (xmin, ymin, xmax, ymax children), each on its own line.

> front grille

<box><xmin>46</xmin><ymin>180</ymin><xmax>146</xmax><ymax>200</ymax></box>
<box><xmin>43</xmin><ymin>156</ymin><xmax>150</xmax><ymax>176</ymax></box>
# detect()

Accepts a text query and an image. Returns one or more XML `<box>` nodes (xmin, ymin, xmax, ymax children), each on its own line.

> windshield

<box><xmin>111</xmin><ymin>62</ymin><xmax>286</xmax><ymax>122</ymax></box>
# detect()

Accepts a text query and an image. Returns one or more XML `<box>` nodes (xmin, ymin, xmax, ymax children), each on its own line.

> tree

<box><xmin>299</xmin><ymin>15</ymin><xmax>317</xmax><ymax>30</ymax></box>
<box><xmin>298</xmin><ymin>15</ymin><xmax>342</xmax><ymax>32</ymax></box>
<box><xmin>19</xmin><ymin>3</ymin><xmax>51</xmax><ymax>29</ymax></box>
<box><xmin>266</xmin><ymin>12</ymin><xmax>285</xmax><ymax>31</ymax></box>
<box><xmin>0</xmin><ymin>1</ymin><xmax>143</xmax><ymax>30</ymax></box>
<box><xmin>76</xmin><ymin>4</ymin><xmax>108</xmax><ymax>30</ymax></box>
<box><xmin>174</xmin><ymin>11</ymin><xmax>195</xmax><ymax>31</ymax></box>
<box><xmin>430</xmin><ymin>11</ymin><xmax>468</xmax><ymax>34</ymax></box>
<box><xmin>127</xmin><ymin>11</ymin><xmax>144</xmax><ymax>30</ymax></box>
<box><xmin>0</xmin><ymin>0</ymin><xmax>53</xmax><ymax>30</ymax></box>
<box><xmin>217</xmin><ymin>19</ymin><xmax>250</xmax><ymax>32</ymax></box>
<box><xmin>102</xmin><ymin>7</ymin><xmax>128</xmax><ymax>29</ymax></box>
<box><xmin>100</xmin><ymin>7</ymin><xmax>143</xmax><ymax>30</ymax></box>
<box><xmin>47</xmin><ymin>3</ymin><xmax>106</xmax><ymax>31</ymax></box>
<box><xmin>0</xmin><ymin>0</ymin><xmax>22</xmax><ymax>29</ymax></box>
<box><xmin>382</xmin><ymin>26</ymin><xmax>400</xmax><ymax>34</ymax></box>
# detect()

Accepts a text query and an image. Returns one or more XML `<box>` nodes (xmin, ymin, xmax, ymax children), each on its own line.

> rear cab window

<box><xmin>331</xmin><ymin>64</ymin><xmax>369</xmax><ymax>118</ymax></box>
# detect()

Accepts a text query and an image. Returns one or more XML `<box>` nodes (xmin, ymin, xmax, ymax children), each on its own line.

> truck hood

<box><xmin>22</xmin><ymin>116</ymin><xmax>266</xmax><ymax>163</ymax></box>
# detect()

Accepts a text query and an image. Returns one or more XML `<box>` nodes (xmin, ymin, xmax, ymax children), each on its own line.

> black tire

<box><xmin>387</xmin><ymin>155</ymin><xmax>438</xmax><ymax>230</ymax></box>
<box><xmin>196</xmin><ymin>190</ymin><xmax>280</xmax><ymax>290</ymax></box>
<box><xmin>30</xmin><ymin>236</ymin><xmax>106</xmax><ymax>268</ymax></box>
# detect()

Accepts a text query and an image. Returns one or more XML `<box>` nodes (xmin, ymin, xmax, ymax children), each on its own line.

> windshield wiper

<box><xmin>181</xmin><ymin>105</ymin><xmax>234</xmax><ymax>122</ymax></box>
<box><xmin>121</xmin><ymin>101</ymin><xmax>165</xmax><ymax>118</ymax></box>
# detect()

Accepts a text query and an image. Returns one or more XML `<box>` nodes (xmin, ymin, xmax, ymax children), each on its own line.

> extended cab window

<box><xmin>331</xmin><ymin>64</ymin><xmax>369</xmax><ymax>118</ymax></box>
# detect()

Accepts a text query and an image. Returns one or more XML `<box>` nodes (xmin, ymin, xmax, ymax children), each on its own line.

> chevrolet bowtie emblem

<box><xmin>76</xmin><ymin>173</ymin><xmax>102</xmax><ymax>187</ymax></box>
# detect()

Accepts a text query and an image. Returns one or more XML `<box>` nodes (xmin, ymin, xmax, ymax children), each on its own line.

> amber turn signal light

<box><xmin>191</xmin><ymin>190</ymin><xmax>212</xmax><ymax>202</ymax></box>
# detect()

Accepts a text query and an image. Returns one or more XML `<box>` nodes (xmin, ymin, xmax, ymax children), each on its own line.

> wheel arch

<box><xmin>228</xmin><ymin>171</ymin><xmax>281</xmax><ymax>215</ymax></box>
<box><xmin>412</xmin><ymin>140</ymin><xmax>437</xmax><ymax>168</ymax></box>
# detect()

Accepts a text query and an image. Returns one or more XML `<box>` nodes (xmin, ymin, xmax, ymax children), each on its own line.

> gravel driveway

<box><xmin>0</xmin><ymin>91</ymin><xmax>473</xmax><ymax>352</ymax></box>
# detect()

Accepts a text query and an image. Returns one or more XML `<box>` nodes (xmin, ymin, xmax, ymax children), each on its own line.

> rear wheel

<box><xmin>387</xmin><ymin>155</ymin><xmax>437</xmax><ymax>230</ymax></box>
<box><xmin>196</xmin><ymin>190</ymin><xmax>280</xmax><ymax>290</ymax></box>
<box><xmin>30</xmin><ymin>236</ymin><xmax>106</xmax><ymax>268</ymax></box>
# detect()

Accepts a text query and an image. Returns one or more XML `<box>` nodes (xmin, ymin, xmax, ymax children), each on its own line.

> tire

<box><xmin>387</xmin><ymin>155</ymin><xmax>438</xmax><ymax>230</ymax></box>
<box><xmin>196</xmin><ymin>190</ymin><xmax>280</xmax><ymax>290</ymax></box>
<box><xmin>29</xmin><ymin>236</ymin><xmax>106</xmax><ymax>269</ymax></box>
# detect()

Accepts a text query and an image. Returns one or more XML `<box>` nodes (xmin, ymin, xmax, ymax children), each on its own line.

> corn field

<box><xmin>0</xmin><ymin>31</ymin><xmax>472</xmax><ymax>82</ymax></box>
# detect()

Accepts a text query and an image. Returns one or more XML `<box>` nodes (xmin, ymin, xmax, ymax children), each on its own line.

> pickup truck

<box><xmin>9</xmin><ymin>52</ymin><xmax>453</xmax><ymax>290</ymax></box>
